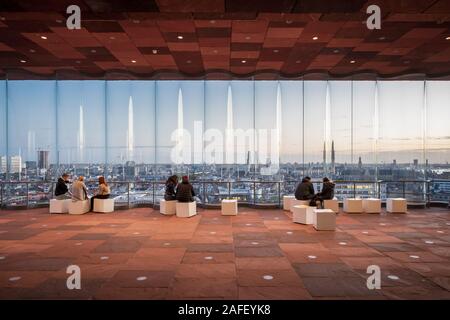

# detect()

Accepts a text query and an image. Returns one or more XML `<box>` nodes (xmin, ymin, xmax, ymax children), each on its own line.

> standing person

<box><xmin>164</xmin><ymin>175</ymin><xmax>178</xmax><ymax>201</ymax></box>
<box><xmin>55</xmin><ymin>173</ymin><xmax>72</xmax><ymax>200</ymax></box>
<box><xmin>90</xmin><ymin>176</ymin><xmax>111</xmax><ymax>211</ymax></box>
<box><xmin>71</xmin><ymin>176</ymin><xmax>88</xmax><ymax>202</ymax></box>
<box><xmin>313</xmin><ymin>177</ymin><xmax>335</xmax><ymax>208</ymax></box>
<box><xmin>294</xmin><ymin>176</ymin><xmax>315</xmax><ymax>201</ymax></box>
<box><xmin>176</xmin><ymin>175</ymin><xmax>196</xmax><ymax>203</ymax></box>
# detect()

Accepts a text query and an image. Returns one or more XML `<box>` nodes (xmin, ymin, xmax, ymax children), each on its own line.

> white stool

<box><xmin>290</xmin><ymin>199</ymin><xmax>310</xmax><ymax>212</ymax></box>
<box><xmin>176</xmin><ymin>201</ymin><xmax>197</xmax><ymax>218</ymax></box>
<box><xmin>386</xmin><ymin>198</ymin><xmax>407</xmax><ymax>213</ymax></box>
<box><xmin>362</xmin><ymin>198</ymin><xmax>381</xmax><ymax>214</ymax></box>
<box><xmin>49</xmin><ymin>199</ymin><xmax>71</xmax><ymax>214</ymax></box>
<box><xmin>343</xmin><ymin>198</ymin><xmax>363</xmax><ymax>213</ymax></box>
<box><xmin>93</xmin><ymin>198</ymin><xmax>114</xmax><ymax>213</ymax></box>
<box><xmin>324</xmin><ymin>197</ymin><xmax>339</xmax><ymax>213</ymax></box>
<box><xmin>283</xmin><ymin>196</ymin><xmax>295</xmax><ymax>211</ymax></box>
<box><xmin>292</xmin><ymin>205</ymin><xmax>315</xmax><ymax>225</ymax></box>
<box><xmin>160</xmin><ymin>199</ymin><xmax>177</xmax><ymax>215</ymax></box>
<box><xmin>314</xmin><ymin>209</ymin><xmax>336</xmax><ymax>231</ymax></box>
<box><xmin>221</xmin><ymin>199</ymin><xmax>238</xmax><ymax>216</ymax></box>
<box><xmin>68</xmin><ymin>200</ymin><xmax>90</xmax><ymax>215</ymax></box>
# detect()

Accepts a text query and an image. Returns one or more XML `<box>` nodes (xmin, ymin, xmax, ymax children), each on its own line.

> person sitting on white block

<box><xmin>50</xmin><ymin>199</ymin><xmax>71</xmax><ymax>214</ymax></box>
<box><xmin>222</xmin><ymin>199</ymin><xmax>238</xmax><ymax>216</ymax></box>
<box><xmin>93</xmin><ymin>198</ymin><xmax>114</xmax><ymax>213</ymax></box>
<box><xmin>294</xmin><ymin>177</ymin><xmax>315</xmax><ymax>205</ymax></box>
<box><xmin>314</xmin><ymin>209</ymin><xmax>336</xmax><ymax>231</ymax></box>
<box><xmin>386</xmin><ymin>198</ymin><xmax>407</xmax><ymax>213</ymax></box>
<box><xmin>283</xmin><ymin>195</ymin><xmax>295</xmax><ymax>211</ymax></box>
<box><xmin>69</xmin><ymin>176</ymin><xmax>90</xmax><ymax>215</ymax></box>
<box><xmin>160</xmin><ymin>199</ymin><xmax>177</xmax><ymax>215</ymax></box>
<box><xmin>362</xmin><ymin>198</ymin><xmax>381</xmax><ymax>214</ymax></box>
<box><xmin>343</xmin><ymin>198</ymin><xmax>363</xmax><ymax>213</ymax></box>
<box><xmin>175</xmin><ymin>176</ymin><xmax>197</xmax><ymax>218</ymax></box>
<box><xmin>90</xmin><ymin>176</ymin><xmax>111</xmax><ymax>212</ymax></box>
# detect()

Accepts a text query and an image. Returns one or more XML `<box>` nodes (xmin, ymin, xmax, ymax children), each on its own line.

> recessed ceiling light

<box><xmin>20</xmin><ymin>60</ymin><xmax>26</xmax><ymax>63</ymax></box>
<box><xmin>333</xmin><ymin>49</ymin><xmax>339</xmax><ymax>53</ymax></box>
<box><xmin>75</xmin><ymin>60</ymin><xmax>81</xmax><ymax>64</ymax></box>
<box><xmin>241</xmin><ymin>60</ymin><xmax>247</xmax><ymax>63</ymax></box>
<box><xmin>152</xmin><ymin>49</ymin><xmax>158</xmax><ymax>54</ymax></box>
<box><xmin>403</xmin><ymin>60</ymin><xmax>410</xmax><ymax>64</ymax></box>
<box><xmin>55</xmin><ymin>19</ymin><xmax>62</xmax><ymax>23</ymax></box>
<box><xmin>29</xmin><ymin>49</ymin><xmax>35</xmax><ymax>53</ymax></box>
<box><xmin>350</xmin><ymin>60</ymin><xmax>356</xmax><ymax>64</ymax></box>
<box><xmin>446</xmin><ymin>36</ymin><xmax>450</xmax><ymax>40</ymax></box>
<box><xmin>109</xmin><ymin>36</ymin><xmax>115</xmax><ymax>40</ymax></box>
<box><xmin>91</xmin><ymin>49</ymin><xmax>96</xmax><ymax>53</ymax></box>
<box><xmin>210</xmin><ymin>20</ymin><xmax>216</xmax><ymax>24</ymax></box>
<box><xmin>177</xmin><ymin>35</ymin><xmax>184</xmax><ymax>40</ymax></box>
<box><xmin>379</xmin><ymin>36</ymin><xmax>386</xmax><ymax>40</ymax></box>
<box><xmin>273</xmin><ymin>49</ymin><xmax>279</xmax><ymax>53</ymax></box>
<box><xmin>0</xmin><ymin>16</ymin><xmax>5</xmax><ymax>21</ymax></box>
<box><xmin>295</xmin><ymin>60</ymin><xmax>301</xmax><ymax>63</ymax></box>
<box><xmin>245</xmin><ymin>36</ymin><xmax>251</xmax><ymax>40</ymax></box>
<box><xmin>40</xmin><ymin>35</ymin><xmax>47</xmax><ymax>40</ymax></box>
<box><xmin>286</xmin><ymin>20</ymin><xmax>293</xmax><ymax>24</ymax></box>
<box><xmin>133</xmin><ymin>20</ymin><xmax>140</xmax><ymax>24</ymax></box>
<box><xmin>312</xmin><ymin>36</ymin><xmax>318</xmax><ymax>40</ymax></box>
<box><xmin>131</xmin><ymin>60</ymin><xmax>137</xmax><ymax>63</ymax></box>
<box><xmin>186</xmin><ymin>60</ymin><xmax>192</xmax><ymax>64</ymax></box>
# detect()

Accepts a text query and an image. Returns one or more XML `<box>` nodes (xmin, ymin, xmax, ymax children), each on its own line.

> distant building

<box><xmin>38</xmin><ymin>150</ymin><xmax>49</xmax><ymax>170</ymax></box>
<box><xmin>393</xmin><ymin>159</ymin><xmax>397</xmax><ymax>166</ymax></box>
<box><xmin>358</xmin><ymin>156</ymin><xmax>362</xmax><ymax>169</ymax></box>
<box><xmin>413</xmin><ymin>159</ymin><xmax>419</xmax><ymax>167</ymax></box>
<box><xmin>25</xmin><ymin>161</ymin><xmax>37</xmax><ymax>170</ymax></box>
<box><xmin>331</xmin><ymin>140</ymin><xmax>335</xmax><ymax>173</ymax></box>
<box><xmin>10</xmin><ymin>155</ymin><xmax>22</xmax><ymax>173</ymax></box>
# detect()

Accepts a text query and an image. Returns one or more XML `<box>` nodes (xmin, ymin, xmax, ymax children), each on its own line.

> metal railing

<box><xmin>1</xmin><ymin>179</ymin><xmax>449</xmax><ymax>210</ymax></box>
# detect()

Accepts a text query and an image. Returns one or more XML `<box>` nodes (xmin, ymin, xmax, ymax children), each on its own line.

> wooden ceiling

<box><xmin>0</xmin><ymin>0</ymin><xmax>449</xmax><ymax>79</ymax></box>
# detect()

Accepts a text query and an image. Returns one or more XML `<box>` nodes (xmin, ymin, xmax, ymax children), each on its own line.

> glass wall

<box><xmin>0</xmin><ymin>79</ymin><xmax>449</xmax><ymax>205</ymax></box>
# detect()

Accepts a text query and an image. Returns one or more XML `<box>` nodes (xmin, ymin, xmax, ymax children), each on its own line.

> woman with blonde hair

<box><xmin>90</xmin><ymin>176</ymin><xmax>111</xmax><ymax>211</ymax></box>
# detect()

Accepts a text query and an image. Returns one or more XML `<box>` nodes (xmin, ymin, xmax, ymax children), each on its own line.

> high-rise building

<box><xmin>413</xmin><ymin>159</ymin><xmax>419</xmax><ymax>167</ymax></box>
<box><xmin>38</xmin><ymin>150</ymin><xmax>49</xmax><ymax>170</ymax></box>
<box><xmin>0</xmin><ymin>156</ymin><xmax>6</xmax><ymax>173</ymax></box>
<box><xmin>358</xmin><ymin>157</ymin><xmax>362</xmax><ymax>169</ymax></box>
<box><xmin>331</xmin><ymin>140</ymin><xmax>335</xmax><ymax>173</ymax></box>
<box><xmin>10</xmin><ymin>155</ymin><xmax>22</xmax><ymax>173</ymax></box>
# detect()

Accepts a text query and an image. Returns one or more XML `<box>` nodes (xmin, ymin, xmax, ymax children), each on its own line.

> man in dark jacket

<box><xmin>55</xmin><ymin>173</ymin><xmax>71</xmax><ymax>200</ymax></box>
<box><xmin>295</xmin><ymin>176</ymin><xmax>315</xmax><ymax>201</ymax></box>
<box><xmin>313</xmin><ymin>177</ymin><xmax>335</xmax><ymax>208</ymax></box>
<box><xmin>176</xmin><ymin>176</ymin><xmax>196</xmax><ymax>202</ymax></box>
<box><xmin>164</xmin><ymin>175</ymin><xmax>178</xmax><ymax>201</ymax></box>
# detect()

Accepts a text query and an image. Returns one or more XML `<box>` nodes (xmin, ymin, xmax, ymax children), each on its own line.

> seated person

<box><xmin>71</xmin><ymin>176</ymin><xmax>88</xmax><ymax>202</ymax></box>
<box><xmin>55</xmin><ymin>173</ymin><xmax>72</xmax><ymax>200</ymax></box>
<box><xmin>294</xmin><ymin>176</ymin><xmax>315</xmax><ymax>201</ymax></box>
<box><xmin>312</xmin><ymin>177</ymin><xmax>335</xmax><ymax>208</ymax></box>
<box><xmin>90</xmin><ymin>176</ymin><xmax>111</xmax><ymax>211</ymax></box>
<box><xmin>175</xmin><ymin>176</ymin><xmax>196</xmax><ymax>203</ymax></box>
<box><xmin>164</xmin><ymin>175</ymin><xmax>178</xmax><ymax>201</ymax></box>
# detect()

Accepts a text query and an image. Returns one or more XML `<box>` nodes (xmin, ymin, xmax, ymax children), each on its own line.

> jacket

<box><xmin>55</xmin><ymin>178</ymin><xmax>69</xmax><ymax>196</ymax></box>
<box><xmin>175</xmin><ymin>182</ymin><xmax>196</xmax><ymax>203</ymax></box>
<box><xmin>164</xmin><ymin>181</ymin><xmax>177</xmax><ymax>200</ymax></box>
<box><xmin>71</xmin><ymin>180</ymin><xmax>88</xmax><ymax>201</ymax></box>
<box><xmin>318</xmin><ymin>182</ymin><xmax>335</xmax><ymax>200</ymax></box>
<box><xmin>295</xmin><ymin>181</ymin><xmax>315</xmax><ymax>200</ymax></box>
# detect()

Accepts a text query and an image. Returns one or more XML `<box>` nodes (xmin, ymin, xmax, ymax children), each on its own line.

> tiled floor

<box><xmin>0</xmin><ymin>206</ymin><xmax>449</xmax><ymax>300</ymax></box>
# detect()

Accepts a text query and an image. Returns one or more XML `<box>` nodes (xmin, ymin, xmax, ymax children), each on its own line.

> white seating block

<box><xmin>324</xmin><ymin>197</ymin><xmax>339</xmax><ymax>213</ymax></box>
<box><xmin>362</xmin><ymin>198</ymin><xmax>381</xmax><ymax>214</ymax></box>
<box><xmin>93</xmin><ymin>198</ymin><xmax>114</xmax><ymax>213</ymax></box>
<box><xmin>292</xmin><ymin>205</ymin><xmax>315</xmax><ymax>225</ymax></box>
<box><xmin>68</xmin><ymin>200</ymin><xmax>90</xmax><ymax>215</ymax></box>
<box><xmin>343</xmin><ymin>198</ymin><xmax>363</xmax><ymax>213</ymax></box>
<box><xmin>386</xmin><ymin>198</ymin><xmax>407</xmax><ymax>213</ymax></box>
<box><xmin>222</xmin><ymin>199</ymin><xmax>238</xmax><ymax>216</ymax></box>
<box><xmin>176</xmin><ymin>201</ymin><xmax>197</xmax><ymax>218</ymax></box>
<box><xmin>160</xmin><ymin>199</ymin><xmax>177</xmax><ymax>215</ymax></box>
<box><xmin>290</xmin><ymin>199</ymin><xmax>310</xmax><ymax>212</ymax></box>
<box><xmin>49</xmin><ymin>199</ymin><xmax>71</xmax><ymax>214</ymax></box>
<box><xmin>314</xmin><ymin>209</ymin><xmax>336</xmax><ymax>231</ymax></box>
<box><xmin>283</xmin><ymin>195</ymin><xmax>295</xmax><ymax>211</ymax></box>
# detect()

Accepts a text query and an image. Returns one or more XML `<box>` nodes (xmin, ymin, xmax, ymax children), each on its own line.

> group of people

<box><xmin>55</xmin><ymin>173</ymin><xmax>111</xmax><ymax>211</ymax></box>
<box><xmin>295</xmin><ymin>176</ymin><xmax>335</xmax><ymax>209</ymax></box>
<box><xmin>164</xmin><ymin>175</ymin><xmax>196</xmax><ymax>203</ymax></box>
